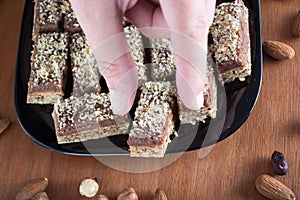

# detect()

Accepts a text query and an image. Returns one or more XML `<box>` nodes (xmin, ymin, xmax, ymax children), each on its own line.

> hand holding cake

<box><xmin>70</xmin><ymin>0</ymin><xmax>216</xmax><ymax>115</ymax></box>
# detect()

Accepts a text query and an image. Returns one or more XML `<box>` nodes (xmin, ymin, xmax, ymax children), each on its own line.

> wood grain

<box><xmin>0</xmin><ymin>0</ymin><xmax>299</xmax><ymax>199</ymax></box>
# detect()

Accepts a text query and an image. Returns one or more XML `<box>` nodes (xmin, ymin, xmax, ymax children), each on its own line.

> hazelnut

<box><xmin>79</xmin><ymin>178</ymin><xmax>99</xmax><ymax>198</ymax></box>
<box><xmin>117</xmin><ymin>187</ymin><xmax>138</xmax><ymax>200</ymax></box>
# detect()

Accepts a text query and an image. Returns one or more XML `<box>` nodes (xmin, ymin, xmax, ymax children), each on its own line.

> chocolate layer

<box><xmin>128</xmin><ymin>82</ymin><xmax>177</xmax><ymax>157</ymax></box>
<box><xmin>52</xmin><ymin>93</ymin><xmax>130</xmax><ymax>144</ymax></box>
<box><xmin>27</xmin><ymin>32</ymin><xmax>68</xmax><ymax>104</ymax></box>
<box><xmin>210</xmin><ymin>0</ymin><xmax>251</xmax><ymax>83</ymax></box>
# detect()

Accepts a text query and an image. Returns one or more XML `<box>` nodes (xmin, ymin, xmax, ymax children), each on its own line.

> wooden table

<box><xmin>0</xmin><ymin>0</ymin><xmax>299</xmax><ymax>199</ymax></box>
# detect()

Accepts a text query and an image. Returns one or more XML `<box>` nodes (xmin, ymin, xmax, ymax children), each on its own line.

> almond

<box><xmin>0</xmin><ymin>117</ymin><xmax>10</xmax><ymax>135</ymax></box>
<box><xmin>153</xmin><ymin>188</ymin><xmax>168</xmax><ymax>200</ymax></box>
<box><xmin>16</xmin><ymin>177</ymin><xmax>48</xmax><ymax>200</ymax></box>
<box><xmin>117</xmin><ymin>187</ymin><xmax>138</xmax><ymax>200</ymax></box>
<box><xmin>292</xmin><ymin>10</ymin><xmax>300</xmax><ymax>37</ymax></box>
<box><xmin>255</xmin><ymin>174</ymin><xmax>296</xmax><ymax>200</ymax></box>
<box><xmin>262</xmin><ymin>41</ymin><xmax>295</xmax><ymax>60</ymax></box>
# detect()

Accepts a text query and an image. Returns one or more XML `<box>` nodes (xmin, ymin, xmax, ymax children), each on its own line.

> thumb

<box><xmin>70</xmin><ymin>0</ymin><xmax>138</xmax><ymax>115</ymax></box>
<box><xmin>160</xmin><ymin>0</ymin><xmax>216</xmax><ymax>110</ymax></box>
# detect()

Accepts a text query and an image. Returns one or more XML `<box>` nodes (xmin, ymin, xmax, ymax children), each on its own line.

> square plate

<box><xmin>14</xmin><ymin>0</ymin><xmax>262</xmax><ymax>156</ymax></box>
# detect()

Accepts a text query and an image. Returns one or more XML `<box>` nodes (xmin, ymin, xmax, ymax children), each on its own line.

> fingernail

<box><xmin>110</xmin><ymin>90</ymin><xmax>127</xmax><ymax>115</ymax></box>
<box><xmin>188</xmin><ymin>91</ymin><xmax>204</xmax><ymax>110</ymax></box>
<box><xmin>196</xmin><ymin>92</ymin><xmax>204</xmax><ymax>109</ymax></box>
<box><xmin>110</xmin><ymin>90</ymin><xmax>136</xmax><ymax>115</ymax></box>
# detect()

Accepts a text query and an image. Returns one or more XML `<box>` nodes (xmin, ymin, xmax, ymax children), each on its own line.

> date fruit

<box><xmin>272</xmin><ymin>151</ymin><xmax>288</xmax><ymax>175</ymax></box>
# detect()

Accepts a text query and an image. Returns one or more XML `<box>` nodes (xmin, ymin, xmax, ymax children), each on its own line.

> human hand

<box><xmin>70</xmin><ymin>0</ymin><xmax>216</xmax><ymax>115</ymax></box>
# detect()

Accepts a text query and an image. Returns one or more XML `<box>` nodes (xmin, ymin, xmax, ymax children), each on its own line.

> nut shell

<box><xmin>263</xmin><ymin>41</ymin><xmax>295</xmax><ymax>60</ymax></box>
<box><xmin>255</xmin><ymin>174</ymin><xmax>296</xmax><ymax>200</ymax></box>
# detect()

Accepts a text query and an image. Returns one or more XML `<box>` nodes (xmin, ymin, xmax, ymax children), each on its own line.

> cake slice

<box><xmin>61</xmin><ymin>0</ymin><xmax>82</xmax><ymax>33</ymax></box>
<box><xmin>210</xmin><ymin>0</ymin><xmax>251</xmax><ymax>83</ymax></box>
<box><xmin>27</xmin><ymin>32</ymin><xmax>68</xmax><ymax>104</ymax></box>
<box><xmin>52</xmin><ymin>93</ymin><xmax>130</xmax><ymax>144</ymax></box>
<box><xmin>70</xmin><ymin>33</ymin><xmax>101</xmax><ymax>96</ymax></box>
<box><xmin>123</xmin><ymin>22</ymin><xmax>148</xmax><ymax>85</ymax></box>
<box><xmin>33</xmin><ymin>0</ymin><xmax>62</xmax><ymax>39</ymax></box>
<box><xmin>178</xmin><ymin>61</ymin><xmax>217</xmax><ymax>125</ymax></box>
<box><xmin>150</xmin><ymin>38</ymin><xmax>176</xmax><ymax>82</ymax></box>
<box><xmin>128</xmin><ymin>82</ymin><xmax>177</xmax><ymax>157</ymax></box>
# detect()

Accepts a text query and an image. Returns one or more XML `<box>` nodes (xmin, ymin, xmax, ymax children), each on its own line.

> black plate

<box><xmin>15</xmin><ymin>0</ymin><xmax>262</xmax><ymax>156</ymax></box>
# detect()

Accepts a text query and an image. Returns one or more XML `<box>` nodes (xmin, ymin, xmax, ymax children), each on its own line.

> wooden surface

<box><xmin>0</xmin><ymin>0</ymin><xmax>299</xmax><ymax>199</ymax></box>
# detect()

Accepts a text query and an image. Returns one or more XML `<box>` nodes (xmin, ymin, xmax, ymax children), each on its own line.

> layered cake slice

<box><xmin>61</xmin><ymin>0</ymin><xmax>82</xmax><ymax>33</ymax></box>
<box><xmin>33</xmin><ymin>0</ymin><xmax>62</xmax><ymax>39</ymax></box>
<box><xmin>124</xmin><ymin>22</ymin><xmax>148</xmax><ymax>85</ymax></box>
<box><xmin>210</xmin><ymin>0</ymin><xmax>251</xmax><ymax>83</ymax></box>
<box><xmin>52</xmin><ymin>93</ymin><xmax>130</xmax><ymax>144</ymax></box>
<box><xmin>178</xmin><ymin>60</ymin><xmax>217</xmax><ymax>125</ymax></box>
<box><xmin>150</xmin><ymin>38</ymin><xmax>176</xmax><ymax>82</ymax></box>
<box><xmin>70</xmin><ymin>33</ymin><xmax>101</xmax><ymax>96</ymax></box>
<box><xmin>27</xmin><ymin>32</ymin><xmax>68</xmax><ymax>104</ymax></box>
<box><xmin>128</xmin><ymin>82</ymin><xmax>177</xmax><ymax>157</ymax></box>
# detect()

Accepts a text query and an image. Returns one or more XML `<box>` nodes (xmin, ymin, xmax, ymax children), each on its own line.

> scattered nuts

<box><xmin>79</xmin><ymin>178</ymin><xmax>99</xmax><ymax>198</ymax></box>
<box><xmin>93</xmin><ymin>194</ymin><xmax>110</xmax><ymax>200</ymax></box>
<box><xmin>255</xmin><ymin>174</ymin><xmax>296</xmax><ymax>200</ymax></box>
<box><xmin>16</xmin><ymin>177</ymin><xmax>48</xmax><ymax>200</ymax></box>
<box><xmin>31</xmin><ymin>191</ymin><xmax>49</xmax><ymax>200</ymax></box>
<box><xmin>272</xmin><ymin>151</ymin><xmax>288</xmax><ymax>175</ymax></box>
<box><xmin>117</xmin><ymin>187</ymin><xmax>138</xmax><ymax>200</ymax></box>
<box><xmin>0</xmin><ymin>117</ymin><xmax>10</xmax><ymax>135</ymax></box>
<box><xmin>153</xmin><ymin>188</ymin><xmax>168</xmax><ymax>200</ymax></box>
<box><xmin>292</xmin><ymin>10</ymin><xmax>300</xmax><ymax>37</ymax></box>
<box><xmin>262</xmin><ymin>40</ymin><xmax>295</xmax><ymax>60</ymax></box>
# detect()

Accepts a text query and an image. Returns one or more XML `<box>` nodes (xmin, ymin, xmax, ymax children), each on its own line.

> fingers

<box><xmin>70</xmin><ymin>0</ymin><xmax>122</xmax><ymax>49</ymax></box>
<box><xmin>70</xmin><ymin>0</ymin><xmax>138</xmax><ymax>115</ymax></box>
<box><xmin>97</xmin><ymin>53</ymin><xmax>138</xmax><ymax>115</ymax></box>
<box><xmin>159</xmin><ymin>0</ymin><xmax>216</xmax><ymax>47</ymax></box>
<box><xmin>160</xmin><ymin>0</ymin><xmax>216</xmax><ymax>110</ymax></box>
<box><xmin>125</xmin><ymin>0</ymin><xmax>167</xmax><ymax>29</ymax></box>
<box><xmin>125</xmin><ymin>0</ymin><xmax>169</xmax><ymax>38</ymax></box>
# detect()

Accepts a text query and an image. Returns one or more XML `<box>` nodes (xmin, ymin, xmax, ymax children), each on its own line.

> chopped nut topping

<box><xmin>54</xmin><ymin>93</ymin><xmax>114</xmax><ymax>131</ymax></box>
<box><xmin>210</xmin><ymin>2</ymin><xmax>241</xmax><ymax>63</ymax></box>
<box><xmin>209</xmin><ymin>0</ymin><xmax>251</xmax><ymax>83</ymax></box>
<box><xmin>131</xmin><ymin>82</ymin><xmax>175</xmax><ymax>137</ymax></box>
<box><xmin>61</xmin><ymin>0</ymin><xmax>81</xmax><ymax>29</ymax></box>
<box><xmin>38</xmin><ymin>0</ymin><xmax>62</xmax><ymax>25</ymax></box>
<box><xmin>53</xmin><ymin>93</ymin><xmax>130</xmax><ymax>143</ymax></box>
<box><xmin>31</xmin><ymin>32</ymin><xmax>68</xmax><ymax>87</ymax></box>
<box><xmin>70</xmin><ymin>33</ymin><xmax>100</xmax><ymax>95</ymax></box>
<box><xmin>150</xmin><ymin>38</ymin><xmax>176</xmax><ymax>81</ymax></box>
<box><xmin>124</xmin><ymin>25</ymin><xmax>147</xmax><ymax>83</ymax></box>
